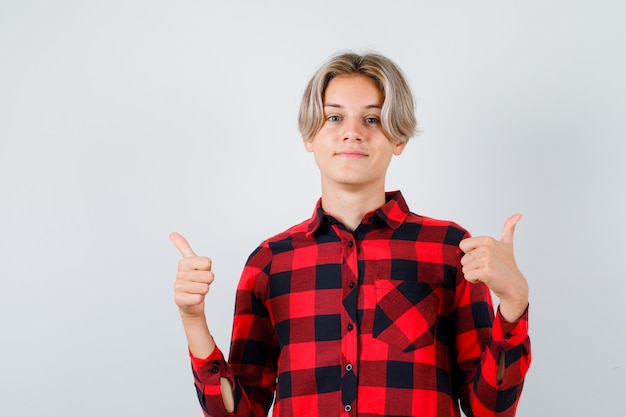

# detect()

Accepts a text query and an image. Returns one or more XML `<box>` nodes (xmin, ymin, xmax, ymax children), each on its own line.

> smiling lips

<box><xmin>336</xmin><ymin>150</ymin><xmax>368</xmax><ymax>159</ymax></box>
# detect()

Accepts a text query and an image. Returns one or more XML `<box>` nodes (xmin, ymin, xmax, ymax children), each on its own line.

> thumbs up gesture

<box><xmin>170</xmin><ymin>232</ymin><xmax>215</xmax><ymax>319</ymax></box>
<box><xmin>459</xmin><ymin>214</ymin><xmax>529</xmax><ymax>322</ymax></box>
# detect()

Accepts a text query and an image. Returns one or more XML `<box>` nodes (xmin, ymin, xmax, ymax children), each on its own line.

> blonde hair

<box><xmin>298</xmin><ymin>52</ymin><xmax>418</xmax><ymax>144</ymax></box>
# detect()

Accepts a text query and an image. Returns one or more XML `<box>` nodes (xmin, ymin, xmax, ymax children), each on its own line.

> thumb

<box><xmin>169</xmin><ymin>232</ymin><xmax>197</xmax><ymax>258</ymax></box>
<box><xmin>500</xmin><ymin>213</ymin><xmax>522</xmax><ymax>244</ymax></box>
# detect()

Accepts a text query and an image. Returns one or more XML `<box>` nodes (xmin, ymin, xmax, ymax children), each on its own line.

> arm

<box><xmin>170</xmin><ymin>232</ymin><xmax>235</xmax><ymax>414</ymax></box>
<box><xmin>226</xmin><ymin>245</ymin><xmax>279</xmax><ymax>416</ymax></box>
<box><xmin>454</xmin><ymin>215</ymin><xmax>532</xmax><ymax>416</ymax></box>
<box><xmin>171</xmin><ymin>233</ymin><xmax>278</xmax><ymax>417</ymax></box>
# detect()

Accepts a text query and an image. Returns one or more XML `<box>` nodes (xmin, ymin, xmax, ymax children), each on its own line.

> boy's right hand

<box><xmin>170</xmin><ymin>232</ymin><xmax>214</xmax><ymax>318</ymax></box>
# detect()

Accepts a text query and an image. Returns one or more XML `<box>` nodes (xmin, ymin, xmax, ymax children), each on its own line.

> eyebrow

<box><xmin>324</xmin><ymin>103</ymin><xmax>382</xmax><ymax>109</ymax></box>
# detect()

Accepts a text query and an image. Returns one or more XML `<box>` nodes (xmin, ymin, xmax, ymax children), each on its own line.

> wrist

<box><xmin>179</xmin><ymin>309</ymin><xmax>206</xmax><ymax>321</ymax></box>
<box><xmin>497</xmin><ymin>276</ymin><xmax>528</xmax><ymax>322</ymax></box>
<box><xmin>499</xmin><ymin>298</ymin><xmax>529</xmax><ymax>322</ymax></box>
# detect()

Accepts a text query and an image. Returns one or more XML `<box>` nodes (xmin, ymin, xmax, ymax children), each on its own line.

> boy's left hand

<box><xmin>459</xmin><ymin>214</ymin><xmax>529</xmax><ymax>322</ymax></box>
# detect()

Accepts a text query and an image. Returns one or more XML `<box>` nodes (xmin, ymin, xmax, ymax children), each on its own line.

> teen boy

<box><xmin>171</xmin><ymin>52</ymin><xmax>531</xmax><ymax>417</ymax></box>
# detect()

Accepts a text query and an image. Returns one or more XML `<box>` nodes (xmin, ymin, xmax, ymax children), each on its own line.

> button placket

<box><xmin>339</xmin><ymin>231</ymin><xmax>358</xmax><ymax>413</ymax></box>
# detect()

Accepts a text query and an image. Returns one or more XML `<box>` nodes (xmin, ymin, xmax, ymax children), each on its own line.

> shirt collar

<box><xmin>305</xmin><ymin>190</ymin><xmax>410</xmax><ymax>236</ymax></box>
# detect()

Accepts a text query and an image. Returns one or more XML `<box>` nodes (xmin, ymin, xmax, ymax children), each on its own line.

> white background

<box><xmin>1</xmin><ymin>1</ymin><xmax>625</xmax><ymax>416</ymax></box>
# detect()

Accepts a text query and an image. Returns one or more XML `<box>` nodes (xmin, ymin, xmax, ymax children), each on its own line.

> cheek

<box><xmin>311</xmin><ymin>150</ymin><xmax>326</xmax><ymax>169</ymax></box>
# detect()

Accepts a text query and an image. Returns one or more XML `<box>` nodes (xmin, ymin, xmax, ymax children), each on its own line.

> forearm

<box><xmin>180</xmin><ymin>312</ymin><xmax>215</xmax><ymax>358</ymax></box>
<box><xmin>465</xmin><ymin>309</ymin><xmax>531</xmax><ymax>416</ymax></box>
<box><xmin>181</xmin><ymin>313</ymin><xmax>235</xmax><ymax>413</ymax></box>
<box><xmin>453</xmin><ymin>276</ymin><xmax>531</xmax><ymax>416</ymax></box>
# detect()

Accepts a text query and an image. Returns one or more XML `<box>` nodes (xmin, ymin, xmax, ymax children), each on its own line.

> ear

<box><xmin>303</xmin><ymin>138</ymin><xmax>314</xmax><ymax>152</ymax></box>
<box><xmin>393</xmin><ymin>141</ymin><xmax>406</xmax><ymax>156</ymax></box>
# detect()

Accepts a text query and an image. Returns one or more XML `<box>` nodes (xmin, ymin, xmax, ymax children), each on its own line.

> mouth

<box><xmin>336</xmin><ymin>150</ymin><xmax>368</xmax><ymax>159</ymax></box>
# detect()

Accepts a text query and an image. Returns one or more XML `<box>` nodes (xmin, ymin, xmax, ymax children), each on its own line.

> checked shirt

<box><xmin>190</xmin><ymin>191</ymin><xmax>531</xmax><ymax>417</ymax></box>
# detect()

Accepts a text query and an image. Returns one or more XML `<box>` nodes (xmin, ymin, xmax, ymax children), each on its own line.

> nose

<box><xmin>342</xmin><ymin>117</ymin><xmax>363</xmax><ymax>141</ymax></box>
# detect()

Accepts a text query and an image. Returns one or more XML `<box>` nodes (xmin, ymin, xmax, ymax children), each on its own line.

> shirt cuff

<box><xmin>189</xmin><ymin>345</ymin><xmax>231</xmax><ymax>387</ymax></box>
<box><xmin>189</xmin><ymin>346</ymin><xmax>238</xmax><ymax>416</ymax></box>
<box><xmin>492</xmin><ymin>305</ymin><xmax>529</xmax><ymax>349</ymax></box>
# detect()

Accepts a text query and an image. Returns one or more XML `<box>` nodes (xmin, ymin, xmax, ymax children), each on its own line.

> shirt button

<box><xmin>504</xmin><ymin>332</ymin><xmax>512</xmax><ymax>340</ymax></box>
<box><xmin>347</xmin><ymin>323</ymin><xmax>354</xmax><ymax>331</ymax></box>
<box><xmin>344</xmin><ymin>404</ymin><xmax>352</xmax><ymax>412</ymax></box>
<box><xmin>348</xmin><ymin>241</ymin><xmax>354</xmax><ymax>248</ymax></box>
<box><xmin>346</xmin><ymin>363</ymin><xmax>353</xmax><ymax>372</ymax></box>
<box><xmin>349</xmin><ymin>282</ymin><xmax>355</xmax><ymax>289</ymax></box>
<box><xmin>210</xmin><ymin>366</ymin><xmax>219</xmax><ymax>373</ymax></box>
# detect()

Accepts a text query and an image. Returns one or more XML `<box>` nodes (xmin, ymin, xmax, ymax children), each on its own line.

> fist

<box><xmin>459</xmin><ymin>214</ymin><xmax>529</xmax><ymax>321</ymax></box>
<box><xmin>170</xmin><ymin>232</ymin><xmax>214</xmax><ymax>318</ymax></box>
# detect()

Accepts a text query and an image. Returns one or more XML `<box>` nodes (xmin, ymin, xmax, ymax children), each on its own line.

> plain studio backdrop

<box><xmin>1</xmin><ymin>1</ymin><xmax>624</xmax><ymax>416</ymax></box>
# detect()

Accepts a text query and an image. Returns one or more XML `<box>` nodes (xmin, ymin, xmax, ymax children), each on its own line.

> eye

<box><xmin>327</xmin><ymin>115</ymin><xmax>342</xmax><ymax>122</ymax></box>
<box><xmin>365</xmin><ymin>117</ymin><xmax>380</xmax><ymax>124</ymax></box>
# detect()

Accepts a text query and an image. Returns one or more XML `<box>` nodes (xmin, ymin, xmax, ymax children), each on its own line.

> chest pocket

<box><xmin>373</xmin><ymin>278</ymin><xmax>440</xmax><ymax>352</ymax></box>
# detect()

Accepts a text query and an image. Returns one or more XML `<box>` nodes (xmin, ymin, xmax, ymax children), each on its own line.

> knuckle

<box><xmin>173</xmin><ymin>281</ymin><xmax>187</xmax><ymax>294</ymax></box>
<box><xmin>178</xmin><ymin>258</ymin><xmax>190</xmax><ymax>270</ymax></box>
<box><xmin>200</xmin><ymin>257</ymin><xmax>212</xmax><ymax>270</ymax></box>
<box><xmin>174</xmin><ymin>293</ymin><xmax>187</xmax><ymax>306</ymax></box>
<box><xmin>175</xmin><ymin>270</ymin><xmax>187</xmax><ymax>281</ymax></box>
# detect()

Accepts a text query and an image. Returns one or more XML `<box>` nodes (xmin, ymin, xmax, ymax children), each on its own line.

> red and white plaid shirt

<box><xmin>190</xmin><ymin>191</ymin><xmax>531</xmax><ymax>417</ymax></box>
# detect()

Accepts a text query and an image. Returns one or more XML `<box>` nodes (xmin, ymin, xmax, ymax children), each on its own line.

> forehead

<box><xmin>323</xmin><ymin>75</ymin><xmax>383</xmax><ymax>104</ymax></box>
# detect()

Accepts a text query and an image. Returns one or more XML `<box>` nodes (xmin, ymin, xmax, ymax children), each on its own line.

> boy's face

<box><xmin>304</xmin><ymin>75</ymin><xmax>405</xmax><ymax>192</ymax></box>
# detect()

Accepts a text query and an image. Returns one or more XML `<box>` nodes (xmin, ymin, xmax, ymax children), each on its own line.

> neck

<box><xmin>320</xmin><ymin>183</ymin><xmax>387</xmax><ymax>232</ymax></box>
